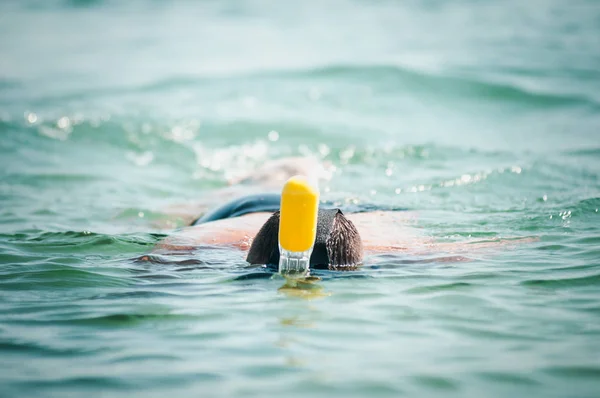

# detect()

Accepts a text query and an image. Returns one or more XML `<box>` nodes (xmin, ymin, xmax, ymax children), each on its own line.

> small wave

<box><xmin>446</xmin><ymin>323</ymin><xmax>554</xmax><ymax>342</ymax></box>
<box><xmin>404</xmin><ymin>282</ymin><xmax>473</xmax><ymax>294</ymax></box>
<box><xmin>7</xmin><ymin>230</ymin><xmax>160</xmax><ymax>248</ymax></box>
<box><xmin>18</xmin><ymin>63</ymin><xmax>598</xmax><ymax>111</ymax></box>
<box><xmin>521</xmin><ymin>271</ymin><xmax>600</xmax><ymax>288</ymax></box>
<box><xmin>564</xmin><ymin>147</ymin><xmax>600</xmax><ymax>157</ymax></box>
<box><xmin>111</xmin><ymin>353</ymin><xmax>181</xmax><ymax>364</ymax></box>
<box><xmin>232</xmin><ymin>271</ymin><xmax>274</xmax><ymax>281</ymax></box>
<box><xmin>88</xmin><ymin>290</ymin><xmax>184</xmax><ymax>300</ymax></box>
<box><xmin>0</xmin><ymin>79</ymin><xmax>21</xmax><ymax>90</ymax></box>
<box><xmin>0</xmin><ymin>340</ymin><xmax>101</xmax><ymax>357</ymax></box>
<box><xmin>61</xmin><ymin>312</ymin><xmax>200</xmax><ymax>326</ymax></box>
<box><xmin>20</xmin><ymin>75</ymin><xmax>216</xmax><ymax>106</ymax></box>
<box><xmin>4</xmin><ymin>172</ymin><xmax>109</xmax><ymax>184</ymax></box>
<box><xmin>543</xmin><ymin>365</ymin><xmax>600</xmax><ymax>380</ymax></box>
<box><xmin>269</xmin><ymin>64</ymin><xmax>599</xmax><ymax>109</ymax></box>
<box><xmin>9</xmin><ymin>376</ymin><xmax>129</xmax><ymax>391</ymax></box>
<box><xmin>412</xmin><ymin>375</ymin><xmax>460</xmax><ymax>391</ymax></box>
<box><xmin>66</xmin><ymin>0</ymin><xmax>105</xmax><ymax>8</ymax></box>
<box><xmin>0</xmin><ymin>267</ymin><xmax>130</xmax><ymax>289</ymax></box>
<box><xmin>476</xmin><ymin>371</ymin><xmax>540</xmax><ymax>386</ymax></box>
<box><xmin>572</xmin><ymin>197</ymin><xmax>600</xmax><ymax>213</ymax></box>
<box><xmin>133</xmin><ymin>254</ymin><xmax>211</xmax><ymax>267</ymax></box>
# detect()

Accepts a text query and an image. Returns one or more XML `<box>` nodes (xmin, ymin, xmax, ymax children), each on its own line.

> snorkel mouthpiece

<box><xmin>278</xmin><ymin>175</ymin><xmax>319</xmax><ymax>277</ymax></box>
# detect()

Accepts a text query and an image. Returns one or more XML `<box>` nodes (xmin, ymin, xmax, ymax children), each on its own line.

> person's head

<box><xmin>246</xmin><ymin>209</ymin><xmax>363</xmax><ymax>270</ymax></box>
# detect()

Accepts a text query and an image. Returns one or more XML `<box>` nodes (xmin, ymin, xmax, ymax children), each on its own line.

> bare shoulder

<box><xmin>346</xmin><ymin>211</ymin><xmax>536</xmax><ymax>256</ymax></box>
<box><xmin>346</xmin><ymin>211</ymin><xmax>423</xmax><ymax>251</ymax></box>
<box><xmin>154</xmin><ymin>210</ymin><xmax>424</xmax><ymax>254</ymax></box>
<box><xmin>153</xmin><ymin>212</ymin><xmax>272</xmax><ymax>253</ymax></box>
<box><xmin>152</xmin><ymin>209</ymin><xmax>536</xmax><ymax>261</ymax></box>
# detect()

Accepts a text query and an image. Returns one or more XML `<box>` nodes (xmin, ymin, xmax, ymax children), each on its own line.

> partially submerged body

<box><xmin>152</xmin><ymin>157</ymin><xmax>534</xmax><ymax>267</ymax></box>
<box><xmin>156</xmin><ymin>211</ymin><xmax>418</xmax><ymax>253</ymax></box>
<box><xmin>154</xmin><ymin>210</ymin><xmax>531</xmax><ymax>264</ymax></box>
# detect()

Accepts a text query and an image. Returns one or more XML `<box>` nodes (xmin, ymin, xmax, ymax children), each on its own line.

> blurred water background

<box><xmin>1</xmin><ymin>0</ymin><xmax>600</xmax><ymax>397</ymax></box>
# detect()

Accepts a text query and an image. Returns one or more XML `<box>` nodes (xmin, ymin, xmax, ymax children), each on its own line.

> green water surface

<box><xmin>1</xmin><ymin>1</ymin><xmax>600</xmax><ymax>397</ymax></box>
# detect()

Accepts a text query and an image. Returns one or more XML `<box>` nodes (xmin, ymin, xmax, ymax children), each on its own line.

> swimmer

<box><xmin>153</xmin><ymin>157</ymin><xmax>533</xmax><ymax>269</ymax></box>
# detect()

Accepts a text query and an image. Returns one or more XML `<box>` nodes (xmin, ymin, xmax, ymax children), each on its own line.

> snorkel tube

<box><xmin>278</xmin><ymin>176</ymin><xmax>319</xmax><ymax>278</ymax></box>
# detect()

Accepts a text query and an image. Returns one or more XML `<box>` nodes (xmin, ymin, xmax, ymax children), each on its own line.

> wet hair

<box><xmin>246</xmin><ymin>209</ymin><xmax>363</xmax><ymax>270</ymax></box>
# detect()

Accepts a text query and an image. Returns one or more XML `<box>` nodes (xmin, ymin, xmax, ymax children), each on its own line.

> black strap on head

<box><xmin>246</xmin><ymin>209</ymin><xmax>363</xmax><ymax>270</ymax></box>
<box><xmin>192</xmin><ymin>193</ymin><xmax>281</xmax><ymax>226</ymax></box>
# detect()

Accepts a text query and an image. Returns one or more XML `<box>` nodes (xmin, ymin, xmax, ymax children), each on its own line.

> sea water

<box><xmin>1</xmin><ymin>1</ymin><xmax>599</xmax><ymax>397</ymax></box>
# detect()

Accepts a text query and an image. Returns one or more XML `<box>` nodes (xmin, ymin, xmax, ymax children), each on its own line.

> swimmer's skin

<box><xmin>152</xmin><ymin>156</ymin><xmax>535</xmax><ymax>260</ymax></box>
<box><xmin>153</xmin><ymin>211</ymin><xmax>531</xmax><ymax>258</ymax></box>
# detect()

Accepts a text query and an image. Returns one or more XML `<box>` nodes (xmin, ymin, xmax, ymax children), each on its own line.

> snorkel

<box><xmin>278</xmin><ymin>176</ymin><xmax>319</xmax><ymax>278</ymax></box>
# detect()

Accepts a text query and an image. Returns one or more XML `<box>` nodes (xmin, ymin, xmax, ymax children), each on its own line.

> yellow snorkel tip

<box><xmin>279</xmin><ymin>175</ymin><xmax>319</xmax><ymax>252</ymax></box>
<box><xmin>278</xmin><ymin>175</ymin><xmax>320</xmax><ymax>277</ymax></box>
